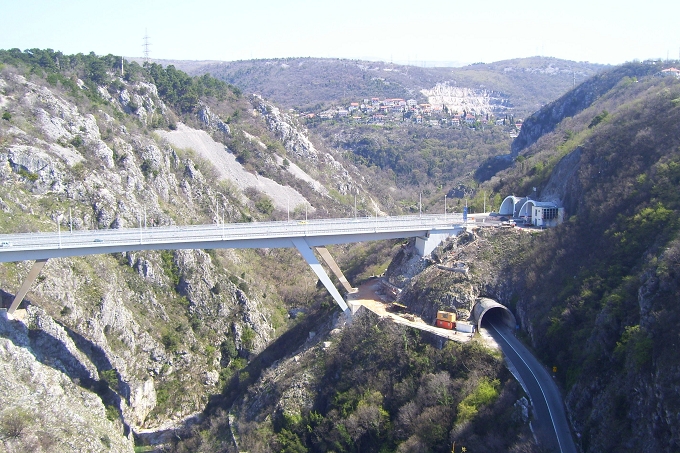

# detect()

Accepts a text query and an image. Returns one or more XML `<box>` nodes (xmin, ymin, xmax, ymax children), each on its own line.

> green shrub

<box><xmin>17</xmin><ymin>168</ymin><xmax>39</xmax><ymax>182</ymax></box>
<box><xmin>456</xmin><ymin>378</ymin><xmax>500</xmax><ymax>423</ymax></box>
<box><xmin>588</xmin><ymin>110</ymin><xmax>609</xmax><ymax>128</ymax></box>
<box><xmin>255</xmin><ymin>196</ymin><xmax>274</xmax><ymax>215</ymax></box>
<box><xmin>160</xmin><ymin>250</ymin><xmax>180</xmax><ymax>287</ymax></box>
<box><xmin>241</xmin><ymin>326</ymin><xmax>256</xmax><ymax>350</ymax></box>
<box><xmin>161</xmin><ymin>329</ymin><xmax>181</xmax><ymax>352</ymax></box>
<box><xmin>105</xmin><ymin>404</ymin><xmax>118</xmax><ymax>421</ymax></box>
<box><xmin>70</xmin><ymin>135</ymin><xmax>84</xmax><ymax>149</ymax></box>
<box><xmin>221</xmin><ymin>338</ymin><xmax>237</xmax><ymax>361</ymax></box>
<box><xmin>0</xmin><ymin>408</ymin><xmax>32</xmax><ymax>439</ymax></box>
<box><xmin>100</xmin><ymin>369</ymin><xmax>119</xmax><ymax>391</ymax></box>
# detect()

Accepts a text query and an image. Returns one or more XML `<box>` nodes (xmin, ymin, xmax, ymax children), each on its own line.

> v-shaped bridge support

<box><xmin>5</xmin><ymin>241</ymin><xmax>359</xmax><ymax>317</ymax></box>
<box><xmin>292</xmin><ymin>238</ymin><xmax>350</xmax><ymax>312</ymax></box>
<box><xmin>7</xmin><ymin>258</ymin><xmax>48</xmax><ymax>317</ymax></box>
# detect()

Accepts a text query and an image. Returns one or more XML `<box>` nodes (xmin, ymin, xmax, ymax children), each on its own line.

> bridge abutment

<box><xmin>415</xmin><ymin>228</ymin><xmax>465</xmax><ymax>256</ymax></box>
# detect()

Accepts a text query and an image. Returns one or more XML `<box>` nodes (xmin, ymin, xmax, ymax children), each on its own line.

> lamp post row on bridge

<box><xmin>42</xmin><ymin>193</ymin><xmax>469</xmax><ymax>253</ymax></box>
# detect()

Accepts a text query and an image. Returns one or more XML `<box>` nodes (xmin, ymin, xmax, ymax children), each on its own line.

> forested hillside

<box><xmin>474</xmin><ymin>62</ymin><xmax>680</xmax><ymax>451</ymax></box>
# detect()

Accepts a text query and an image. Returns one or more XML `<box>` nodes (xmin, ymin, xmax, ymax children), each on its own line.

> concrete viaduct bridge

<box><xmin>1</xmin><ymin>214</ymin><xmax>576</xmax><ymax>453</ymax></box>
<box><xmin>0</xmin><ymin>213</ymin><xmax>475</xmax><ymax>317</ymax></box>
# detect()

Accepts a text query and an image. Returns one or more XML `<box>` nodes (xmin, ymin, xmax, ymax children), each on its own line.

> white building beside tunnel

<box><xmin>498</xmin><ymin>196</ymin><xmax>564</xmax><ymax>228</ymax></box>
<box><xmin>529</xmin><ymin>201</ymin><xmax>564</xmax><ymax>228</ymax></box>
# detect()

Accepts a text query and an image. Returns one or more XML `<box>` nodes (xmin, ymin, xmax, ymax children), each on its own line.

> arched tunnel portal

<box><xmin>472</xmin><ymin>297</ymin><xmax>517</xmax><ymax>332</ymax></box>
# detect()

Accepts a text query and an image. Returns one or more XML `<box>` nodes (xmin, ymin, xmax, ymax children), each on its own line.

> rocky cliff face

<box><xmin>252</xmin><ymin>94</ymin><xmax>356</xmax><ymax>196</ymax></box>
<box><xmin>0</xmin><ymin>309</ymin><xmax>136</xmax><ymax>452</ymax></box>
<box><xmin>0</xmin><ymin>61</ymin><xmax>325</xmax><ymax>450</ymax></box>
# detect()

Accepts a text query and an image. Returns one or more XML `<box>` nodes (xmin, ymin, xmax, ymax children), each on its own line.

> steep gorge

<box><xmin>3</xmin><ymin>50</ymin><xmax>679</xmax><ymax>453</ymax></box>
<box><xmin>0</xmin><ymin>51</ymin><xmax>368</xmax><ymax>451</ymax></box>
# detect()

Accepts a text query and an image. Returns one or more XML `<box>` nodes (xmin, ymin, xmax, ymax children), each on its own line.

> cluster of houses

<box><xmin>301</xmin><ymin>97</ymin><xmax>521</xmax><ymax>130</ymax></box>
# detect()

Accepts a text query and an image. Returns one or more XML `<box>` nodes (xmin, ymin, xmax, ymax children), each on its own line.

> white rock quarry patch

<box><xmin>156</xmin><ymin>123</ymin><xmax>311</xmax><ymax>211</ymax></box>
<box><xmin>421</xmin><ymin>83</ymin><xmax>507</xmax><ymax>115</ymax></box>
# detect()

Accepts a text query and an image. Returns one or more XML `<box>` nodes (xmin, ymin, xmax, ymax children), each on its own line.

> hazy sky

<box><xmin>1</xmin><ymin>0</ymin><xmax>678</xmax><ymax>66</ymax></box>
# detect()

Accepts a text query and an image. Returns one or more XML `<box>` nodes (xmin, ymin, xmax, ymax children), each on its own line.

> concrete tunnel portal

<box><xmin>472</xmin><ymin>297</ymin><xmax>517</xmax><ymax>332</ymax></box>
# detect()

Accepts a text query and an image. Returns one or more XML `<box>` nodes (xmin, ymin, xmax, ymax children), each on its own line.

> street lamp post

<box><xmin>57</xmin><ymin>215</ymin><xmax>62</xmax><ymax>249</ymax></box>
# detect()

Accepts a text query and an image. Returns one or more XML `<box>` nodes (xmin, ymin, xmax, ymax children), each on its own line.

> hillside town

<box><xmin>299</xmin><ymin>96</ymin><xmax>523</xmax><ymax>131</ymax></box>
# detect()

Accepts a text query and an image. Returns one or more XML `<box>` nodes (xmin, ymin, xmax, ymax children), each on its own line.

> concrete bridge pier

<box><xmin>415</xmin><ymin>227</ymin><xmax>464</xmax><ymax>256</ymax></box>
<box><xmin>6</xmin><ymin>258</ymin><xmax>48</xmax><ymax>318</ymax></box>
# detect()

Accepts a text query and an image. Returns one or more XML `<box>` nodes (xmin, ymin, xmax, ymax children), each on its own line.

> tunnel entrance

<box><xmin>472</xmin><ymin>298</ymin><xmax>517</xmax><ymax>331</ymax></box>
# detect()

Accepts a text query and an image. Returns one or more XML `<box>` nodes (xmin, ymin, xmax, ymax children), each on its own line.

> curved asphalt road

<box><xmin>485</xmin><ymin>320</ymin><xmax>577</xmax><ymax>453</ymax></box>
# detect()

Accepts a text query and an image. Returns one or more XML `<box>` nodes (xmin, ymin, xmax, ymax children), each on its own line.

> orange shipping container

<box><xmin>435</xmin><ymin>319</ymin><xmax>455</xmax><ymax>330</ymax></box>
<box><xmin>436</xmin><ymin>311</ymin><xmax>456</xmax><ymax>322</ymax></box>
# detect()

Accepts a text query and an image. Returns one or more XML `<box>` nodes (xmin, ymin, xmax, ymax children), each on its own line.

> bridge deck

<box><xmin>0</xmin><ymin>214</ymin><xmax>469</xmax><ymax>263</ymax></box>
<box><xmin>0</xmin><ymin>213</ymin><xmax>477</xmax><ymax>316</ymax></box>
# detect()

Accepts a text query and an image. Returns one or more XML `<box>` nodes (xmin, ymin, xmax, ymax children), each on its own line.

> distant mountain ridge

<box><xmin>160</xmin><ymin>56</ymin><xmax>606</xmax><ymax>116</ymax></box>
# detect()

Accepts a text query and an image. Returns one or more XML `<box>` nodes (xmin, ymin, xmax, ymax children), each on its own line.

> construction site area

<box><xmin>347</xmin><ymin>278</ymin><xmax>476</xmax><ymax>343</ymax></box>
